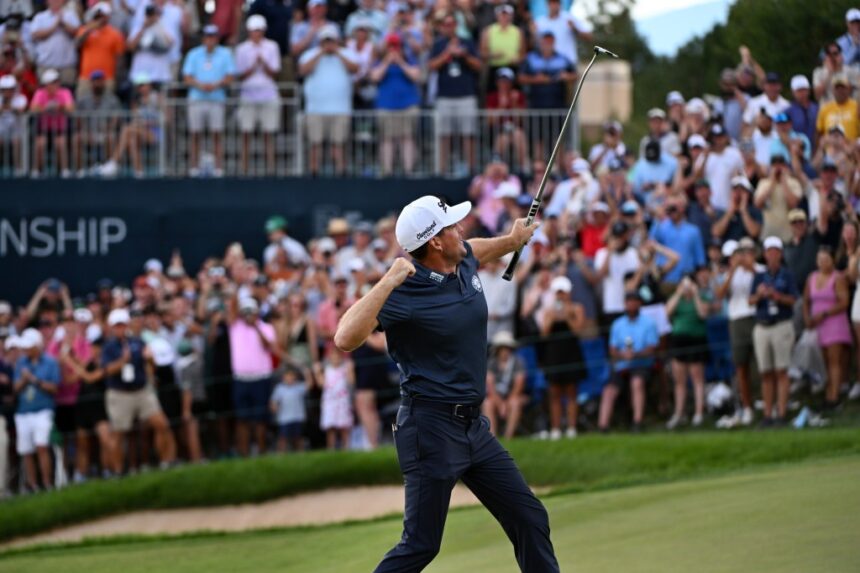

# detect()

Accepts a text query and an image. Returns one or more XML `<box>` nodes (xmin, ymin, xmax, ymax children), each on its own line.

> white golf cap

<box><xmin>494</xmin><ymin>181</ymin><xmax>520</xmax><ymax>199</ymax></box>
<box><xmin>550</xmin><ymin>276</ymin><xmax>572</xmax><ymax>293</ymax></box>
<box><xmin>491</xmin><ymin>330</ymin><xmax>517</xmax><ymax>348</ymax></box>
<box><xmin>721</xmin><ymin>239</ymin><xmax>738</xmax><ymax>258</ymax></box>
<box><xmin>847</xmin><ymin>7</ymin><xmax>860</xmax><ymax>21</ymax></box>
<box><xmin>371</xmin><ymin>237</ymin><xmax>388</xmax><ymax>250</ymax></box>
<box><xmin>239</xmin><ymin>297</ymin><xmax>259</xmax><ymax>313</ymax></box>
<box><xmin>94</xmin><ymin>1</ymin><xmax>112</xmax><ymax>15</ymax></box>
<box><xmin>763</xmin><ymin>236</ymin><xmax>783</xmax><ymax>251</ymax></box>
<box><xmin>685</xmin><ymin>97</ymin><xmax>708</xmax><ymax>116</ymax></box>
<box><xmin>590</xmin><ymin>201</ymin><xmax>610</xmax><ymax>214</ymax></box>
<box><xmin>395</xmin><ymin>196</ymin><xmax>471</xmax><ymax>252</ymax></box>
<box><xmin>647</xmin><ymin>107</ymin><xmax>666</xmax><ymax>119</ymax></box>
<box><xmin>40</xmin><ymin>68</ymin><xmax>59</xmax><ymax>84</ymax></box>
<box><xmin>247</xmin><ymin>14</ymin><xmax>267</xmax><ymax>30</ymax></box>
<box><xmin>318</xmin><ymin>24</ymin><xmax>340</xmax><ymax>41</ymax></box>
<box><xmin>348</xmin><ymin>257</ymin><xmax>366</xmax><ymax>272</ymax></box>
<box><xmin>687</xmin><ymin>134</ymin><xmax>707</xmax><ymax>149</ymax></box>
<box><xmin>317</xmin><ymin>236</ymin><xmax>337</xmax><ymax>253</ymax></box>
<box><xmin>790</xmin><ymin>74</ymin><xmax>810</xmax><ymax>91</ymax></box>
<box><xmin>108</xmin><ymin>308</ymin><xmax>131</xmax><ymax>326</ymax></box>
<box><xmin>571</xmin><ymin>158</ymin><xmax>590</xmax><ymax>173</ymax></box>
<box><xmin>666</xmin><ymin>90</ymin><xmax>685</xmax><ymax>106</ymax></box>
<box><xmin>144</xmin><ymin>258</ymin><xmax>163</xmax><ymax>273</ymax></box>
<box><xmin>731</xmin><ymin>175</ymin><xmax>753</xmax><ymax>191</ymax></box>
<box><xmin>4</xmin><ymin>335</ymin><xmax>20</xmax><ymax>350</ymax></box>
<box><xmin>18</xmin><ymin>328</ymin><xmax>44</xmax><ymax>349</ymax></box>
<box><xmin>0</xmin><ymin>301</ymin><xmax>10</xmax><ymax>315</ymax></box>
<box><xmin>74</xmin><ymin>308</ymin><xmax>93</xmax><ymax>323</ymax></box>
<box><xmin>0</xmin><ymin>75</ymin><xmax>16</xmax><ymax>90</ymax></box>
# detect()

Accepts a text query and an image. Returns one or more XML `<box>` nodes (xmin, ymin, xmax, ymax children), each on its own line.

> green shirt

<box><xmin>671</xmin><ymin>292</ymin><xmax>711</xmax><ymax>338</ymax></box>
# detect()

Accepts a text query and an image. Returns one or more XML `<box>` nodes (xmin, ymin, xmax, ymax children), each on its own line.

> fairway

<box><xmin>2</xmin><ymin>456</ymin><xmax>857</xmax><ymax>572</ymax></box>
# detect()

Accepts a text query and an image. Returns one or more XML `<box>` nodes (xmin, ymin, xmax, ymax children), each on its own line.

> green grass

<box><xmin>1</xmin><ymin>428</ymin><xmax>859</xmax><ymax>543</ymax></box>
<box><xmin>2</xmin><ymin>456</ymin><xmax>858</xmax><ymax>572</ymax></box>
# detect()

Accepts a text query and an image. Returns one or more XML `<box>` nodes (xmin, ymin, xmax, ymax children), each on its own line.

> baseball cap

<box><xmin>0</xmin><ymin>301</ymin><xmax>10</xmax><ymax>315</ymax></box>
<box><xmin>496</xmin><ymin>67</ymin><xmax>515</xmax><ymax>80</ymax></box>
<box><xmin>709</xmin><ymin>123</ymin><xmax>726</xmax><ymax>137</ymax></box>
<box><xmin>4</xmin><ymin>335</ymin><xmax>19</xmax><ymax>350</ymax></box>
<box><xmin>40</xmin><ymin>68</ymin><xmax>59</xmax><ymax>84</ymax></box>
<box><xmin>348</xmin><ymin>258</ymin><xmax>366</xmax><ymax>273</ymax></box>
<box><xmin>144</xmin><ymin>258</ymin><xmax>163</xmax><ymax>273</ymax></box>
<box><xmin>317</xmin><ymin>236</ymin><xmax>337</xmax><ymax>253</ymax></box>
<box><xmin>132</xmin><ymin>72</ymin><xmax>152</xmax><ymax>85</ymax></box>
<box><xmin>239</xmin><ymin>297</ymin><xmax>259</xmax><ymax>314</ymax></box>
<box><xmin>738</xmin><ymin>237</ymin><xmax>756</xmax><ymax>251</ymax></box>
<box><xmin>395</xmin><ymin>196</ymin><xmax>471</xmax><ymax>252</ymax></box>
<box><xmin>516</xmin><ymin>194</ymin><xmax>532</xmax><ymax>208</ymax></box>
<box><xmin>0</xmin><ymin>75</ymin><xmax>17</xmax><ymax>90</ymax></box>
<box><xmin>89</xmin><ymin>69</ymin><xmax>106</xmax><ymax>81</ymax></box>
<box><xmin>731</xmin><ymin>175</ymin><xmax>753</xmax><ymax>191</ymax></box>
<box><xmin>763</xmin><ymin>236</ymin><xmax>783</xmax><ymax>251</ymax></box>
<box><xmin>571</xmin><ymin>158</ymin><xmax>590</xmax><ymax>173</ymax></box>
<box><xmin>96</xmin><ymin>278</ymin><xmax>114</xmax><ymax>290</ymax></box>
<box><xmin>94</xmin><ymin>1</ymin><xmax>112</xmax><ymax>15</ymax></box>
<box><xmin>621</xmin><ymin>200</ymin><xmax>639</xmax><ymax>215</ymax></box>
<box><xmin>847</xmin><ymin>7</ymin><xmax>860</xmax><ymax>21</ymax></box>
<box><xmin>202</xmin><ymin>24</ymin><xmax>220</xmax><ymax>36</ymax></box>
<box><xmin>74</xmin><ymin>308</ymin><xmax>93</xmax><ymax>323</ymax></box>
<box><xmin>685</xmin><ymin>97</ymin><xmax>708</xmax><ymax>116</ymax></box>
<box><xmin>494</xmin><ymin>181</ymin><xmax>520</xmax><ymax>199</ymax></box>
<box><xmin>495</xmin><ymin>4</ymin><xmax>514</xmax><ymax>14</ymax></box>
<box><xmin>765</xmin><ymin>71</ymin><xmax>781</xmax><ymax>83</ymax></box>
<box><xmin>790</xmin><ymin>75</ymin><xmax>810</xmax><ymax>91</ymax></box>
<box><xmin>666</xmin><ymin>90</ymin><xmax>685</xmax><ymax>106</ymax></box>
<box><xmin>540</xmin><ymin>29</ymin><xmax>555</xmax><ymax>38</ymax></box>
<box><xmin>687</xmin><ymin>134</ymin><xmax>707</xmax><ymax>149</ymax></box>
<box><xmin>327</xmin><ymin>217</ymin><xmax>350</xmax><ymax>235</ymax></box>
<box><xmin>773</xmin><ymin>112</ymin><xmax>790</xmax><ymax>123</ymax></box>
<box><xmin>590</xmin><ymin>201</ymin><xmax>610</xmax><ymax>214</ymax></box>
<box><xmin>721</xmin><ymin>239</ymin><xmax>738</xmax><ymax>258</ymax></box>
<box><xmin>647</xmin><ymin>107</ymin><xmax>666</xmax><ymax>119</ymax></box>
<box><xmin>604</xmin><ymin>120</ymin><xmax>623</xmax><ymax>133</ymax></box>
<box><xmin>611</xmin><ymin>220</ymin><xmax>629</xmax><ymax>236</ymax></box>
<box><xmin>550</xmin><ymin>276</ymin><xmax>572</xmax><ymax>293</ymax></box>
<box><xmin>788</xmin><ymin>209</ymin><xmax>807</xmax><ymax>223</ymax></box>
<box><xmin>265</xmin><ymin>215</ymin><xmax>288</xmax><ymax>234</ymax></box>
<box><xmin>385</xmin><ymin>32</ymin><xmax>402</xmax><ymax>47</ymax></box>
<box><xmin>822</xmin><ymin>157</ymin><xmax>839</xmax><ymax>170</ymax></box>
<box><xmin>247</xmin><ymin>14</ymin><xmax>267</xmax><ymax>31</ymax></box>
<box><xmin>624</xmin><ymin>290</ymin><xmax>641</xmax><ymax>301</ymax></box>
<box><xmin>832</xmin><ymin>73</ymin><xmax>850</xmax><ymax>87</ymax></box>
<box><xmin>371</xmin><ymin>238</ymin><xmax>388</xmax><ymax>250</ymax></box>
<box><xmin>107</xmin><ymin>308</ymin><xmax>130</xmax><ymax>326</ymax></box>
<box><xmin>491</xmin><ymin>330</ymin><xmax>517</xmax><ymax>349</ymax></box>
<box><xmin>18</xmin><ymin>328</ymin><xmax>43</xmax><ymax>349</ymax></box>
<box><xmin>308</xmin><ymin>0</ymin><xmax>327</xmax><ymax>6</ymax></box>
<box><xmin>318</xmin><ymin>24</ymin><xmax>340</xmax><ymax>41</ymax></box>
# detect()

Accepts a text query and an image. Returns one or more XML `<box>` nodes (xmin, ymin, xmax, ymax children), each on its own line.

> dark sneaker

<box><xmin>758</xmin><ymin>417</ymin><xmax>774</xmax><ymax>429</ymax></box>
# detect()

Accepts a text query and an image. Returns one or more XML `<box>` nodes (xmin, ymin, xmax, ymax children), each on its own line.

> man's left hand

<box><xmin>509</xmin><ymin>218</ymin><xmax>540</xmax><ymax>249</ymax></box>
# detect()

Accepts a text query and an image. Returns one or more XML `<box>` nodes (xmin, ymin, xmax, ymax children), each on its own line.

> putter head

<box><xmin>593</xmin><ymin>46</ymin><xmax>620</xmax><ymax>59</ymax></box>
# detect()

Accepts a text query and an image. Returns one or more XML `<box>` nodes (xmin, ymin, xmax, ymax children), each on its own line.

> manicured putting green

<box><xmin>2</xmin><ymin>456</ymin><xmax>857</xmax><ymax>572</ymax></box>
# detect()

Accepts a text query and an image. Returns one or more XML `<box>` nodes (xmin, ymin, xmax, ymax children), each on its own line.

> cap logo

<box><xmin>416</xmin><ymin>220</ymin><xmax>437</xmax><ymax>241</ymax></box>
<box><xmin>437</xmin><ymin>200</ymin><xmax>447</xmax><ymax>213</ymax></box>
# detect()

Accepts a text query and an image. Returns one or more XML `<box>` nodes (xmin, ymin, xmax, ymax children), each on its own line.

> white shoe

<box><xmin>666</xmin><ymin>413</ymin><xmax>686</xmax><ymax>430</ymax></box>
<box><xmin>740</xmin><ymin>407</ymin><xmax>754</xmax><ymax>426</ymax></box>
<box><xmin>691</xmin><ymin>413</ymin><xmax>703</xmax><ymax>427</ymax></box>
<box><xmin>535</xmin><ymin>430</ymin><xmax>549</xmax><ymax>440</ymax></box>
<box><xmin>29</xmin><ymin>169</ymin><xmax>40</xmax><ymax>179</ymax></box>
<box><xmin>99</xmin><ymin>160</ymin><xmax>118</xmax><ymax>177</ymax></box>
<box><xmin>212</xmin><ymin>167</ymin><xmax>224</xmax><ymax>178</ymax></box>
<box><xmin>565</xmin><ymin>428</ymin><xmax>577</xmax><ymax>439</ymax></box>
<box><xmin>189</xmin><ymin>167</ymin><xmax>201</xmax><ymax>178</ymax></box>
<box><xmin>549</xmin><ymin>428</ymin><xmax>562</xmax><ymax>441</ymax></box>
<box><xmin>848</xmin><ymin>382</ymin><xmax>860</xmax><ymax>401</ymax></box>
<box><xmin>60</xmin><ymin>169</ymin><xmax>72</xmax><ymax>178</ymax></box>
<box><xmin>715</xmin><ymin>414</ymin><xmax>738</xmax><ymax>429</ymax></box>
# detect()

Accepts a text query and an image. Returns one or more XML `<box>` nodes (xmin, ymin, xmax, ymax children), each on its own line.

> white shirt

<box><xmin>752</xmin><ymin>129</ymin><xmax>778</xmax><ymax>168</ymax></box>
<box><xmin>594</xmin><ymin>246</ymin><xmax>640</xmax><ymax>314</ymax></box>
<box><xmin>236</xmin><ymin>38</ymin><xmax>281</xmax><ymax>103</ymax></box>
<box><xmin>479</xmin><ymin>268</ymin><xmax>517</xmax><ymax>320</ymax></box>
<box><xmin>727</xmin><ymin>264</ymin><xmax>765</xmax><ymax>320</ymax></box>
<box><xmin>742</xmin><ymin>94</ymin><xmax>790</xmax><ymax>125</ymax></box>
<box><xmin>299</xmin><ymin>47</ymin><xmax>357</xmax><ymax>115</ymax></box>
<box><xmin>699</xmin><ymin>146</ymin><xmax>744</xmax><ymax>211</ymax></box>
<box><xmin>130</xmin><ymin>1</ymin><xmax>184</xmax><ymax>64</ymax></box>
<box><xmin>588</xmin><ymin>142</ymin><xmax>626</xmax><ymax>170</ymax></box>
<box><xmin>534</xmin><ymin>12</ymin><xmax>591</xmax><ymax>66</ymax></box>
<box><xmin>31</xmin><ymin>8</ymin><xmax>80</xmax><ymax>68</ymax></box>
<box><xmin>263</xmin><ymin>235</ymin><xmax>311</xmax><ymax>265</ymax></box>
<box><xmin>545</xmin><ymin>173</ymin><xmax>599</xmax><ymax>218</ymax></box>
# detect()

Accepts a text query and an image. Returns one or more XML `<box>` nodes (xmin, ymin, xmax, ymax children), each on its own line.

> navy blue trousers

<box><xmin>374</xmin><ymin>402</ymin><xmax>560</xmax><ymax>573</ymax></box>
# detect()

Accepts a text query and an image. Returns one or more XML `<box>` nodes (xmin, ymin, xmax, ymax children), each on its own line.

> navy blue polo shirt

<box><xmin>102</xmin><ymin>336</ymin><xmax>148</xmax><ymax>391</ymax></box>
<box><xmin>430</xmin><ymin>38</ymin><xmax>479</xmax><ymax>98</ymax></box>
<box><xmin>520</xmin><ymin>50</ymin><xmax>573</xmax><ymax>109</ymax></box>
<box><xmin>377</xmin><ymin>242</ymin><xmax>488</xmax><ymax>404</ymax></box>
<box><xmin>751</xmin><ymin>265</ymin><xmax>798</xmax><ymax>324</ymax></box>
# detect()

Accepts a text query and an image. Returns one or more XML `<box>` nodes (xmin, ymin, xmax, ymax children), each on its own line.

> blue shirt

<box><xmin>14</xmin><ymin>354</ymin><xmax>60</xmax><ymax>414</ymax></box>
<box><xmin>631</xmin><ymin>154</ymin><xmax>678</xmax><ymax>195</ymax></box>
<box><xmin>751</xmin><ymin>266</ymin><xmax>799</xmax><ymax>324</ymax></box>
<box><xmin>102</xmin><ymin>336</ymin><xmax>148</xmax><ymax>391</ymax></box>
<box><xmin>521</xmin><ymin>50</ymin><xmax>573</xmax><ymax>109</ymax></box>
<box><xmin>686</xmin><ymin>202</ymin><xmax>724</xmax><ymax>252</ymax></box>
<box><xmin>787</xmin><ymin>101</ymin><xmax>818</xmax><ymax>146</ymax></box>
<box><xmin>650</xmin><ymin>219</ymin><xmax>706</xmax><ymax>284</ymax></box>
<box><xmin>182</xmin><ymin>45</ymin><xmax>236</xmax><ymax>102</ymax></box>
<box><xmin>609</xmin><ymin>314</ymin><xmax>659</xmax><ymax>372</ymax></box>
<box><xmin>375</xmin><ymin>58</ymin><xmax>421</xmax><ymax>110</ymax></box>
<box><xmin>770</xmin><ymin>130</ymin><xmax>811</xmax><ymax>162</ymax></box>
<box><xmin>430</xmin><ymin>38</ymin><xmax>479</xmax><ymax>98</ymax></box>
<box><xmin>718</xmin><ymin>205</ymin><xmax>763</xmax><ymax>243</ymax></box>
<box><xmin>377</xmin><ymin>242</ymin><xmax>489</xmax><ymax>404</ymax></box>
<box><xmin>837</xmin><ymin>33</ymin><xmax>860</xmax><ymax>67</ymax></box>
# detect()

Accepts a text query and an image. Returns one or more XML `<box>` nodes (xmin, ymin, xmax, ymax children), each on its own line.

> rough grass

<box><xmin>1</xmin><ymin>428</ymin><xmax>859</xmax><ymax>543</ymax></box>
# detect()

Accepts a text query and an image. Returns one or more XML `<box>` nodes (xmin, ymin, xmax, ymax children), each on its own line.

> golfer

<box><xmin>335</xmin><ymin>196</ymin><xmax>560</xmax><ymax>572</ymax></box>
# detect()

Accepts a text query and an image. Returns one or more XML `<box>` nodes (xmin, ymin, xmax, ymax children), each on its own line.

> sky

<box><xmin>572</xmin><ymin>0</ymin><xmax>735</xmax><ymax>56</ymax></box>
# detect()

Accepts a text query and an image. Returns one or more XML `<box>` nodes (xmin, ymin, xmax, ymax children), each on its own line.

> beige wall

<box><xmin>578</xmin><ymin>60</ymin><xmax>632</xmax><ymax>126</ymax></box>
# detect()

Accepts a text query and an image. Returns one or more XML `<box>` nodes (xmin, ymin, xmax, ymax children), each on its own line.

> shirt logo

<box><xmin>471</xmin><ymin>275</ymin><xmax>483</xmax><ymax>292</ymax></box>
<box><xmin>429</xmin><ymin>272</ymin><xmax>445</xmax><ymax>283</ymax></box>
<box><xmin>416</xmin><ymin>220</ymin><xmax>437</xmax><ymax>241</ymax></box>
<box><xmin>438</xmin><ymin>200</ymin><xmax>447</xmax><ymax>213</ymax></box>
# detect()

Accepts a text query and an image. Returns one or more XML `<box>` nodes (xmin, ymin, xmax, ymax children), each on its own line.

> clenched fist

<box><xmin>509</xmin><ymin>218</ymin><xmax>541</xmax><ymax>249</ymax></box>
<box><xmin>385</xmin><ymin>257</ymin><xmax>417</xmax><ymax>287</ymax></box>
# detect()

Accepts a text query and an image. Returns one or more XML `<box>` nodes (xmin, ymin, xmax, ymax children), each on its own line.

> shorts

<box><xmin>669</xmin><ymin>334</ymin><xmax>709</xmax><ymax>364</ymax></box>
<box><xmin>237</xmin><ymin>102</ymin><xmax>281</xmax><ymax>133</ymax></box>
<box><xmin>752</xmin><ymin>320</ymin><xmax>795</xmax><ymax>373</ymax></box>
<box><xmin>436</xmin><ymin>97</ymin><xmax>478</xmax><ymax>136</ymax></box>
<box><xmin>305</xmin><ymin>114</ymin><xmax>349</xmax><ymax>145</ymax></box>
<box><xmin>729</xmin><ymin>316</ymin><xmax>755</xmax><ymax>366</ymax></box>
<box><xmin>53</xmin><ymin>404</ymin><xmax>76</xmax><ymax>434</ymax></box>
<box><xmin>76</xmin><ymin>393</ymin><xmax>108</xmax><ymax>431</ymax></box>
<box><xmin>14</xmin><ymin>410</ymin><xmax>54</xmax><ymax>455</ymax></box>
<box><xmin>106</xmin><ymin>388</ymin><xmax>163</xmax><ymax>432</ymax></box>
<box><xmin>206</xmin><ymin>372</ymin><xmax>233</xmax><ymax>415</ymax></box>
<box><xmin>378</xmin><ymin>107</ymin><xmax>418</xmax><ymax>140</ymax></box>
<box><xmin>277</xmin><ymin>421</ymin><xmax>304</xmax><ymax>440</ymax></box>
<box><xmin>609</xmin><ymin>367</ymin><xmax>651</xmax><ymax>387</ymax></box>
<box><xmin>188</xmin><ymin>101</ymin><xmax>226</xmax><ymax>132</ymax></box>
<box><xmin>36</xmin><ymin>113</ymin><xmax>69</xmax><ymax>135</ymax></box>
<box><xmin>232</xmin><ymin>377</ymin><xmax>272</xmax><ymax>422</ymax></box>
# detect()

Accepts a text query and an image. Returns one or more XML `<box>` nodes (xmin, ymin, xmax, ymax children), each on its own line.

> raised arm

<box><xmin>468</xmin><ymin>218</ymin><xmax>538</xmax><ymax>266</ymax></box>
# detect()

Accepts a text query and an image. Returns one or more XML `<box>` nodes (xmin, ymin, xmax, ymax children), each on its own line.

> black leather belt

<box><xmin>402</xmin><ymin>396</ymin><xmax>482</xmax><ymax>419</ymax></box>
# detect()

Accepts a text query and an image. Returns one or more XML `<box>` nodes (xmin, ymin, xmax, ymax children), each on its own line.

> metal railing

<box><xmin>1</xmin><ymin>91</ymin><xmax>580</xmax><ymax>179</ymax></box>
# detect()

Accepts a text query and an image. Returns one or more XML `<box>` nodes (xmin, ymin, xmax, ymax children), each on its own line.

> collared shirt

<box><xmin>769</xmin><ymin>131</ymin><xmax>811</xmax><ymax>163</ymax></box>
<box><xmin>377</xmin><ymin>242</ymin><xmax>489</xmax><ymax>404</ymax></box>
<box><xmin>609</xmin><ymin>314</ymin><xmax>658</xmax><ymax>372</ymax></box>
<box><xmin>787</xmin><ymin>101</ymin><xmax>819</xmax><ymax>146</ymax></box>
<box><xmin>299</xmin><ymin>47</ymin><xmax>356</xmax><ymax>114</ymax></box>
<box><xmin>717</xmin><ymin>204</ymin><xmax>763</xmax><ymax>242</ymax></box>
<box><xmin>229</xmin><ymin>319</ymin><xmax>275</xmax><ymax>378</ymax></box>
<box><xmin>742</xmin><ymin>94</ymin><xmax>790</xmax><ymax>125</ymax></box>
<box><xmin>837</xmin><ymin>32</ymin><xmax>860</xmax><ymax>67</ymax></box>
<box><xmin>102</xmin><ymin>336</ymin><xmax>148</xmax><ymax>391</ymax></box>
<box><xmin>430</xmin><ymin>37</ymin><xmax>479</xmax><ymax>98</ymax></box>
<box><xmin>520</xmin><ymin>50</ymin><xmax>573</xmax><ymax>109</ymax></box>
<box><xmin>534</xmin><ymin>12</ymin><xmax>591</xmax><ymax>65</ymax></box>
<box><xmin>14</xmin><ymin>354</ymin><xmax>59</xmax><ymax>413</ymax></box>
<box><xmin>235</xmin><ymin>37</ymin><xmax>281</xmax><ymax>102</ymax></box>
<box><xmin>817</xmin><ymin>98</ymin><xmax>860</xmax><ymax>139</ymax></box>
<box><xmin>31</xmin><ymin>8</ymin><xmax>80</xmax><ymax>68</ymax></box>
<box><xmin>784</xmin><ymin>232</ymin><xmax>820</xmax><ymax>292</ymax></box>
<box><xmin>182</xmin><ymin>45</ymin><xmax>236</xmax><ymax>102</ymax></box>
<box><xmin>650</xmin><ymin>218</ymin><xmax>706</xmax><ymax>284</ymax></box>
<box><xmin>375</xmin><ymin>55</ymin><xmax>421</xmax><ymax>111</ymax></box>
<box><xmin>751</xmin><ymin>265</ymin><xmax>799</xmax><ymax>323</ymax></box>
<box><xmin>130</xmin><ymin>1</ymin><xmax>184</xmax><ymax>63</ymax></box>
<box><xmin>686</xmin><ymin>202</ymin><xmax>724</xmax><ymax>251</ymax></box>
<box><xmin>631</xmin><ymin>154</ymin><xmax>678</xmax><ymax>195</ymax></box>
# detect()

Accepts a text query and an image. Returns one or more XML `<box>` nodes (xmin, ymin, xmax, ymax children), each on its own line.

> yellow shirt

<box><xmin>486</xmin><ymin>24</ymin><xmax>522</xmax><ymax>67</ymax></box>
<box><xmin>817</xmin><ymin>98</ymin><xmax>860</xmax><ymax>140</ymax></box>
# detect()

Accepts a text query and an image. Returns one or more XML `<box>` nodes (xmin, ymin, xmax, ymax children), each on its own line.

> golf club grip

<box><xmin>502</xmin><ymin>196</ymin><xmax>541</xmax><ymax>280</ymax></box>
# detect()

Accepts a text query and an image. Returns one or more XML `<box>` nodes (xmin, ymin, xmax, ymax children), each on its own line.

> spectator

<box><xmin>837</xmin><ymin>8</ymin><xmax>860</xmax><ymax>67</ymax></box>
<box><xmin>665</xmin><ymin>272</ymin><xmax>712</xmax><ymax>429</ymax></box>
<box><xmin>482</xmin><ymin>330</ymin><xmax>527</xmax><ymax>439</ymax></box>
<box><xmin>298</xmin><ymin>24</ymin><xmax>358</xmax><ymax>176</ymax></box>
<box><xmin>72</xmin><ymin>70</ymin><xmax>122</xmax><ymax>176</ymax></box>
<box><xmin>785</xmin><ymin>208</ymin><xmax>819</xmax><ymax>292</ymax></box>
<box><xmin>713</xmin><ymin>68</ymin><xmax>747</xmax><ymax>142</ymax></box>
<box><xmin>12</xmin><ymin>328</ymin><xmax>58</xmax><ymax>491</ymax></box>
<box><xmin>0</xmin><ymin>74</ymin><xmax>26</xmax><ymax>175</ymax></box>
<box><xmin>313</xmin><ymin>346</ymin><xmax>354</xmax><ymax>450</ymax></box>
<box><xmin>751</xmin><ymin>110</ymin><xmax>778</xmax><ymax>170</ymax></box>
<box><xmin>350</xmin><ymin>329</ymin><xmax>386</xmax><ymax>450</ymax></box>
<box><xmin>229</xmin><ymin>297</ymin><xmax>277</xmax><ymax>456</ymax></box>
<box><xmin>182</xmin><ymin>24</ymin><xmax>236</xmax><ymax>178</ymax></box>
<box><xmin>29</xmin><ymin>68</ymin><xmax>74</xmax><ymax>178</ymax></box>
<box><xmin>735</xmin><ymin>45</ymin><xmax>765</xmax><ymax>96</ymax></box>
<box><xmin>532</xmin><ymin>0</ymin><xmax>592</xmax><ymax>69</ymax></box>
<box><xmin>787</xmin><ymin>75</ymin><xmax>819</xmax><ymax>150</ymax></box>
<box><xmin>577</xmin><ymin>201</ymin><xmax>610</xmax><ymax>260</ymax></box>
<box><xmin>650</xmin><ymin>194</ymin><xmax>705</xmax><ymax>287</ymax></box>
<box><xmin>770</xmin><ymin>111</ymin><xmax>811</xmax><ymax>166</ymax></box>
<box><xmin>348</xmin><ymin>19</ymin><xmax>375</xmax><ymax>112</ymax></box>
<box><xmin>847</xmin><ymin>234</ymin><xmax>860</xmax><ymax>400</ymax></box>
<box><xmin>598</xmin><ymin>291</ymin><xmax>658</xmax><ymax>432</ymax></box>
<box><xmin>697</xmin><ymin>123</ymin><xmax>743</xmax><ymax>211</ymax></box>
<box><xmin>631</xmin><ymin>139</ymin><xmax>677</xmax><ymax>200</ymax></box>
<box><xmin>236</xmin><ymin>14</ymin><xmax>282</xmax><ymax>176</ymax></box>
<box><xmin>753</xmin><ymin>154</ymin><xmax>802</xmax><ymax>242</ymax></box>
<box><xmin>30</xmin><ymin>0</ymin><xmax>80</xmax><ymax>86</ymax></box>
<box><xmin>370</xmin><ymin>33</ymin><xmax>421</xmax><ymax>176</ymax></box>
<box><xmin>97</xmin><ymin>73</ymin><xmax>163</xmax><ymax>178</ymax></box>
<box><xmin>289</xmin><ymin>0</ymin><xmax>334</xmax><ymax>59</ymax></box>
<box><xmin>210</xmin><ymin>0</ymin><xmax>242</xmax><ymax>45</ymax></box>
<box><xmin>749</xmin><ymin>237</ymin><xmax>798</xmax><ymax>427</ymax></box>
<box><xmin>742</xmin><ymin>72</ymin><xmax>789</xmax><ymax>136</ymax></box>
<box><xmin>316</xmin><ymin>274</ymin><xmax>354</xmax><ymax>345</ymax></box>
<box><xmin>468</xmin><ymin>158</ymin><xmax>519</xmax><ymax>233</ymax></box>
<box><xmin>335</xmin><ymin>221</ymin><xmax>376</xmax><ymax>275</ymax></box>
<box><xmin>666</xmin><ymin>90</ymin><xmax>685</xmax><ymax>132</ymax></box>
<box><xmin>594</xmin><ymin>220</ymin><xmax>640</xmax><ymax>327</ymax></box>
<box><xmin>679</xmin><ymin>97</ymin><xmax>709</xmax><ymax>143</ymax></box>
<box><xmin>263</xmin><ymin>215</ymin><xmax>310</xmax><ymax>269</ymax></box>
<box><xmin>538</xmin><ymin>275</ymin><xmax>585</xmax><ymax>440</ymax></box>
<box><xmin>479</xmin><ymin>256</ymin><xmax>518</xmax><ymax>339</ymax></box>
<box><xmin>639</xmin><ymin>108</ymin><xmax>680</xmax><ymax>158</ymax></box>
<box><xmin>388</xmin><ymin>3</ymin><xmax>425</xmax><ymax>61</ymax></box>
<box><xmin>102</xmin><ymin>308</ymin><xmax>176</xmax><ymax>469</ymax></box>
<box><xmin>486</xmin><ymin>67</ymin><xmax>528</xmax><ymax>173</ymax></box>
<box><xmin>0</xmin><ymin>332</ymin><xmax>13</xmax><ymax>496</ymax></box>
<box><xmin>738</xmin><ymin>139</ymin><xmax>765</xmax><ymax>189</ymax></box>
<box><xmin>128</xmin><ymin>3</ymin><xmax>175</xmax><ymax>85</ymax></box>
<box><xmin>270</xmin><ymin>365</ymin><xmax>310</xmax><ymax>452</ymax></box>
<box><xmin>816</xmin><ymin>73</ymin><xmax>859</xmax><ymax>140</ymax></box>
<box><xmin>480</xmin><ymin>4</ymin><xmax>525</xmax><ymax>90</ymax></box>
<box><xmin>345</xmin><ymin>0</ymin><xmax>389</xmax><ymax>42</ymax></box>
<box><xmin>75</xmin><ymin>2</ymin><xmax>125</xmax><ymax>98</ymax></box>
<box><xmin>686</xmin><ymin>180</ymin><xmax>722</xmax><ymax>252</ymax></box>
<box><xmin>588</xmin><ymin>121</ymin><xmax>625</xmax><ymax>172</ymax></box>
<box><xmin>813</xmin><ymin>41</ymin><xmax>860</xmax><ymax>103</ymax></box>
<box><xmin>429</xmin><ymin>13</ymin><xmax>482</xmax><ymax>174</ymax></box>
<box><xmin>803</xmin><ymin>246</ymin><xmax>851</xmax><ymax>412</ymax></box>
<box><xmin>248</xmin><ymin>0</ymin><xmax>293</xmax><ymax>79</ymax></box>
<box><xmin>545</xmin><ymin>157</ymin><xmax>598</xmax><ymax>220</ymax></box>
<box><xmin>712</xmin><ymin>176</ymin><xmax>762</xmax><ymax>242</ymax></box>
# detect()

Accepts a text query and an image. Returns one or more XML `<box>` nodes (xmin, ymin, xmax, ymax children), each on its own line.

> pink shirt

<box><xmin>46</xmin><ymin>335</ymin><xmax>91</xmax><ymax>406</ymax></box>
<box><xmin>31</xmin><ymin>87</ymin><xmax>74</xmax><ymax>110</ymax></box>
<box><xmin>229</xmin><ymin>320</ymin><xmax>276</xmax><ymax>379</ymax></box>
